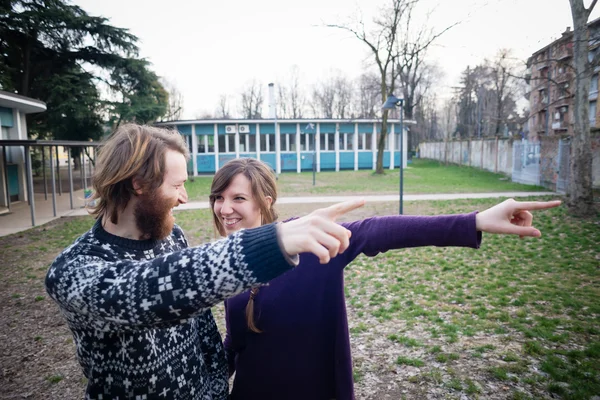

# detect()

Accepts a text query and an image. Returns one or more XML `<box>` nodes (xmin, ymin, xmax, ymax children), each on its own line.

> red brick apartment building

<box><xmin>526</xmin><ymin>19</ymin><xmax>600</xmax><ymax>189</ymax></box>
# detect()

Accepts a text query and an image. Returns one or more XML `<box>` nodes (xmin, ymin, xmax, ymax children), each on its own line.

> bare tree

<box><xmin>395</xmin><ymin>6</ymin><xmax>455</xmax><ymax>120</ymax></box>
<box><xmin>354</xmin><ymin>72</ymin><xmax>380</xmax><ymax>118</ymax></box>
<box><xmin>334</xmin><ymin>75</ymin><xmax>354</xmax><ymax>118</ymax></box>
<box><xmin>159</xmin><ymin>78</ymin><xmax>184</xmax><ymax>121</ymax></box>
<box><xmin>311</xmin><ymin>73</ymin><xmax>337</xmax><ymax>118</ymax></box>
<box><xmin>488</xmin><ymin>49</ymin><xmax>522</xmax><ymax>136</ymax></box>
<box><xmin>277</xmin><ymin>65</ymin><xmax>305</xmax><ymax>118</ymax></box>
<box><xmin>194</xmin><ymin>109</ymin><xmax>214</xmax><ymax>119</ymax></box>
<box><xmin>309</xmin><ymin>71</ymin><xmax>354</xmax><ymax>118</ymax></box>
<box><xmin>328</xmin><ymin>0</ymin><xmax>454</xmax><ymax>174</ymax></box>
<box><xmin>240</xmin><ymin>80</ymin><xmax>264</xmax><ymax>119</ymax></box>
<box><xmin>216</xmin><ymin>94</ymin><xmax>232</xmax><ymax>118</ymax></box>
<box><xmin>439</xmin><ymin>97</ymin><xmax>457</xmax><ymax>140</ymax></box>
<box><xmin>277</xmin><ymin>84</ymin><xmax>290</xmax><ymax>118</ymax></box>
<box><xmin>568</xmin><ymin>0</ymin><xmax>596</xmax><ymax>216</ymax></box>
<box><xmin>455</xmin><ymin>66</ymin><xmax>480</xmax><ymax>138</ymax></box>
<box><xmin>327</xmin><ymin>0</ymin><xmax>407</xmax><ymax>173</ymax></box>
<box><xmin>437</xmin><ymin>97</ymin><xmax>458</xmax><ymax>165</ymax></box>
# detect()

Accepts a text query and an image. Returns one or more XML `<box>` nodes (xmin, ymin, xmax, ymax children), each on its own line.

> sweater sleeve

<box><xmin>338</xmin><ymin>212</ymin><xmax>482</xmax><ymax>264</ymax></box>
<box><xmin>45</xmin><ymin>223</ymin><xmax>293</xmax><ymax>330</ymax></box>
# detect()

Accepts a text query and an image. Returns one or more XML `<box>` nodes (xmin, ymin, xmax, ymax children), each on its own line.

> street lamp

<box><xmin>382</xmin><ymin>94</ymin><xmax>404</xmax><ymax>215</ymax></box>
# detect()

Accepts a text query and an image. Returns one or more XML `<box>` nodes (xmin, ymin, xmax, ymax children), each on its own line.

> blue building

<box><xmin>0</xmin><ymin>91</ymin><xmax>46</xmax><ymax>208</ymax></box>
<box><xmin>159</xmin><ymin>118</ymin><xmax>413</xmax><ymax>175</ymax></box>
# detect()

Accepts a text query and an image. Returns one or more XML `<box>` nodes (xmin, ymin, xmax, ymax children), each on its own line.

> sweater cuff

<box><xmin>239</xmin><ymin>223</ymin><xmax>295</xmax><ymax>284</ymax></box>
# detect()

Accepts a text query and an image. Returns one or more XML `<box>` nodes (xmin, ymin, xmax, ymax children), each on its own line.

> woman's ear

<box><xmin>265</xmin><ymin>196</ymin><xmax>273</xmax><ymax>208</ymax></box>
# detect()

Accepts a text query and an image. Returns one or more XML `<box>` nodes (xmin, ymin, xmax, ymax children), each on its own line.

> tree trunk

<box><xmin>568</xmin><ymin>0</ymin><xmax>595</xmax><ymax>216</ymax></box>
<box><xmin>376</xmin><ymin>111</ymin><xmax>389</xmax><ymax>174</ymax></box>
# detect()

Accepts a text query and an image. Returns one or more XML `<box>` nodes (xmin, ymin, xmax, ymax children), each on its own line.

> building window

<box><xmin>301</xmin><ymin>134</ymin><xmax>314</xmax><ymax>151</ymax></box>
<box><xmin>342</xmin><ymin>133</ymin><xmax>354</xmax><ymax>150</ymax></box>
<box><xmin>319</xmin><ymin>133</ymin><xmax>335</xmax><ymax>151</ymax></box>
<box><xmin>239</xmin><ymin>133</ymin><xmax>256</xmax><ymax>152</ymax></box>
<box><xmin>591</xmin><ymin>75</ymin><xmax>598</xmax><ymax>94</ymax></box>
<box><xmin>282</xmin><ymin>133</ymin><xmax>296</xmax><ymax>152</ymax></box>
<box><xmin>197</xmin><ymin>135</ymin><xmax>214</xmax><ymax>153</ymax></box>
<box><xmin>360</xmin><ymin>133</ymin><xmax>373</xmax><ymax>150</ymax></box>
<box><xmin>260</xmin><ymin>135</ymin><xmax>275</xmax><ymax>152</ymax></box>
<box><xmin>590</xmin><ymin>101</ymin><xmax>597</xmax><ymax>126</ymax></box>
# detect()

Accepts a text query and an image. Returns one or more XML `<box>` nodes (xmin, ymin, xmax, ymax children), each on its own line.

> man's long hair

<box><xmin>89</xmin><ymin>124</ymin><xmax>190</xmax><ymax>224</ymax></box>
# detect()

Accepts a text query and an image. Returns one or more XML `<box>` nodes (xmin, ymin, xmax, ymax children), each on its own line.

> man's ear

<box><xmin>132</xmin><ymin>178</ymin><xmax>144</xmax><ymax>195</ymax></box>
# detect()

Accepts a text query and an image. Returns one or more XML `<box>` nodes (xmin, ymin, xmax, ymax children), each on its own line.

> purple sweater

<box><xmin>224</xmin><ymin>213</ymin><xmax>482</xmax><ymax>400</ymax></box>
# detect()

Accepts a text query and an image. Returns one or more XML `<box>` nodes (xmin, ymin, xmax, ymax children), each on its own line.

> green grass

<box><xmin>1</xmin><ymin>158</ymin><xmax>597</xmax><ymax>399</ymax></box>
<box><xmin>183</xmin><ymin>159</ymin><xmax>546</xmax><ymax>201</ymax></box>
<box><xmin>341</xmin><ymin>197</ymin><xmax>600</xmax><ymax>399</ymax></box>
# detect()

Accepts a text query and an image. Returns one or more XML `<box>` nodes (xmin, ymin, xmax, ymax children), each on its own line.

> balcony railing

<box><xmin>552</xmin><ymin>121</ymin><xmax>568</xmax><ymax>130</ymax></box>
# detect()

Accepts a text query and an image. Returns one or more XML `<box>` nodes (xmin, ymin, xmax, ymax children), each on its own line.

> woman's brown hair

<box><xmin>209</xmin><ymin>158</ymin><xmax>278</xmax><ymax>332</ymax></box>
<box><xmin>89</xmin><ymin>124</ymin><xmax>190</xmax><ymax>224</ymax></box>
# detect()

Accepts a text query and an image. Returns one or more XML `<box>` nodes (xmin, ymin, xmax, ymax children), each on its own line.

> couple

<box><xmin>45</xmin><ymin>124</ymin><xmax>560</xmax><ymax>400</ymax></box>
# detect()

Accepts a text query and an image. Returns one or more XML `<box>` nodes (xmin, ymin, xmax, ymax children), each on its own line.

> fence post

<box><xmin>469</xmin><ymin>139</ymin><xmax>472</xmax><ymax>167</ymax></box>
<box><xmin>480</xmin><ymin>139</ymin><xmax>484</xmax><ymax>169</ymax></box>
<box><xmin>495</xmin><ymin>136</ymin><xmax>499</xmax><ymax>173</ymax></box>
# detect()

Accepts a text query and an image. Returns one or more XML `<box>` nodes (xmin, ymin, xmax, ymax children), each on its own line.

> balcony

<box><xmin>552</xmin><ymin>121</ymin><xmax>568</xmax><ymax>130</ymax></box>
<box><xmin>555</xmin><ymin>71</ymin><xmax>573</xmax><ymax>84</ymax></box>
<box><xmin>557</xmin><ymin>47</ymin><xmax>573</xmax><ymax>61</ymax></box>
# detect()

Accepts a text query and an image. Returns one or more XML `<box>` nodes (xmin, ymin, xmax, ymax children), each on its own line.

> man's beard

<box><xmin>134</xmin><ymin>191</ymin><xmax>177</xmax><ymax>240</ymax></box>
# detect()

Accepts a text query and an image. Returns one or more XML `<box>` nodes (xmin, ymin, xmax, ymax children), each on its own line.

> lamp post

<box><xmin>304</xmin><ymin>123</ymin><xmax>316</xmax><ymax>186</ymax></box>
<box><xmin>382</xmin><ymin>94</ymin><xmax>404</xmax><ymax>215</ymax></box>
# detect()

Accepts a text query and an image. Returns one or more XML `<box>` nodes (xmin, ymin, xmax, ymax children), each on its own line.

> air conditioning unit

<box><xmin>225</xmin><ymin>125</ymin><xmax>237</xmax><ymax>134</ymax></box>
<box><xmin>238</xmin><ymin>124</ymin><xmax>250</xmax><ymax>133</ymax></box>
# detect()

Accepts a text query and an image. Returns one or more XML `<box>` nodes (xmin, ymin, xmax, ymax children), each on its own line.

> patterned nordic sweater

<box><xmin>45</xmin><ymin>220</ymin><xmax>294</xmax><ymax>399</ymax></box>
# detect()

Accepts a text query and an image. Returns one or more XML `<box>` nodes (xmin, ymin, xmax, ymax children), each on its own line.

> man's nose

<box><xmin>179</xmin><ymin>186</ymin><xmax>188</xmax><ymax>204</ymax></box>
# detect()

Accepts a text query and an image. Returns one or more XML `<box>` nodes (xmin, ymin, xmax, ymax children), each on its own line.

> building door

<box><xmin>7</xmin><ymin>164</ymin><xmax>19</xmax><ymax>201</ymax></box>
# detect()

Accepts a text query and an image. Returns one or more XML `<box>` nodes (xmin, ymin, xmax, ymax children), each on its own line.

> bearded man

<box><xmin>45</xmin><ymin>124</ymin><xmax>361</xmax><ymax>399</ymax></box>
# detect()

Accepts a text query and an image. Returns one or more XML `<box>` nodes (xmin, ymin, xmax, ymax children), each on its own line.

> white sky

<box><xmin>74</xmin><ymin>0</ymin><xmax>600</xmax><ymax>119</ymax></box>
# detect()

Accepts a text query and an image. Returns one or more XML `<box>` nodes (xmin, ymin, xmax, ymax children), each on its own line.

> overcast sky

<box><xmin>74</xmin><ymin>0</ymin><xmax>599</xmax><ymax>119</ymax></box>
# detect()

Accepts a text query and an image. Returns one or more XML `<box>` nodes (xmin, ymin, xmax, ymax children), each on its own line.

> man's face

<box><xmin>134</xmin><ymin>150</ymin><xmax>188</xmax><ymax>240</ymax></box>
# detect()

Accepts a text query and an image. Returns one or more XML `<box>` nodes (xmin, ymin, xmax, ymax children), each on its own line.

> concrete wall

<box><xmin>419</xmin><ymin>138</ymin><xmax>512</xmax><ymax>175</ymax></box>
<box><xmin>420</xmin><ymin>136</ymin><xmax>600</xmax><ymax>190</ymax></box>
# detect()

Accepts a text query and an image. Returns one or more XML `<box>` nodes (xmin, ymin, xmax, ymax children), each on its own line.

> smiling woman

<box><xmin>208</xmin><ymin>157</ymin><xmax>561</xmax><ymax>400</ymax></box>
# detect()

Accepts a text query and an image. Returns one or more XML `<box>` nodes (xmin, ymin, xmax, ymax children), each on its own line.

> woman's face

<box><xmin>213</xmin><ymin>173</ymin><xmax>270</xmax><ymax>235</ymax></box>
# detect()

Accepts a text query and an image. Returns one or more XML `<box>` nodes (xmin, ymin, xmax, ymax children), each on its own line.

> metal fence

<box><xmin>512</xmin><ymin>140</ymin><xmax>541</xmax><ymax>186</ymax></box>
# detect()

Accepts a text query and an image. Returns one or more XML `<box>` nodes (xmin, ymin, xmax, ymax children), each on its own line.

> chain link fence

<box><xmin>512</xmin><ymin>140</ymin><xmax>541</xmax><ymax>186</ymax></box>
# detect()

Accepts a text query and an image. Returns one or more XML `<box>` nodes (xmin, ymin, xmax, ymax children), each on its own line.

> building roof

<box><xmin>157</xmin><ymin>117</ymin><xmax>415</xmax><ymax>126</ymax></box>
<box><xmin>528</xmin><ymin>16</ymin><xmax>600</xmax><ymax>62</ymax></box>
<box><xmin>0</xmin><ymin>90</ymin><xmax>46</xmax><ymax>114</ymax></box>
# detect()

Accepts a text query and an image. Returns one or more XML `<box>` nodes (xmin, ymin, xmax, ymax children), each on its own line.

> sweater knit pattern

<box><xmin>46</xmin><ymin>220</ymin><xmax>289</xmax><ymax>400</ymax></box>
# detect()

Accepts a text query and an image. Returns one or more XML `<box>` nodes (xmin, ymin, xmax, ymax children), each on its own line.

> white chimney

<box><xmin>268</xmin><ymin>82</ymin><xmax>276</xmax><ymax>119</ymax></box>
